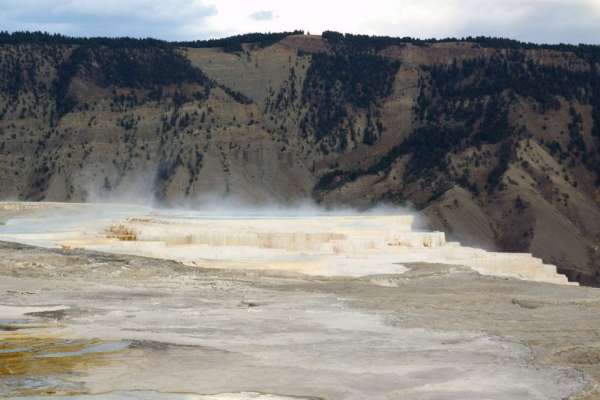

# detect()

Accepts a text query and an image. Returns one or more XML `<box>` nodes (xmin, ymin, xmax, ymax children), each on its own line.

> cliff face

<box><xmin>0</xmin><ymin>32</ymin><xmax>599</xmax><ymax>284</ymax></box>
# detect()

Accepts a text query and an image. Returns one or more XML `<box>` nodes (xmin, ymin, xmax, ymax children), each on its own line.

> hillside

<box><xmin>0</xmin><ymin>31</ymin><xmax>599</xmax><ymax>285</ymax></box>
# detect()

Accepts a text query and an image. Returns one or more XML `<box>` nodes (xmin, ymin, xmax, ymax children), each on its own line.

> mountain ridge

<box><xmin>1</xmin><ymin>31</ymin><xmax>599</xmax><ymax>284</ymax></box>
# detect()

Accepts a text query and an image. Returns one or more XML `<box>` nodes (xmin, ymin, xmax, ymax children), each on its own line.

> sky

<box><xmin>2</xmin><ymin>0</ymin><xmax>600</xmax><ymax>44</ymax></box>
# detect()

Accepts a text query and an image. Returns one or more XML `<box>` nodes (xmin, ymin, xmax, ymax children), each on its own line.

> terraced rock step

<box><xmin>0</xmin><ymin>202</ymin><xmax>576</xmax><ymax>284</ymax></box>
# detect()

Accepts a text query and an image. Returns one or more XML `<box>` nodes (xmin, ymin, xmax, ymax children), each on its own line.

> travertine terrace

<box><xmin>0</xmin><ymin>202</ymin><xmax>575</xmax><ymax>285</ymax></box>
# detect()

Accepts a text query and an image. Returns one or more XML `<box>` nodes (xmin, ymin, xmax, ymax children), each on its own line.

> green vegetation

<box><xmin>51</xmin><ymin>44</ymin><xmax>214</xmax><ymax>118</ymax></box>
<box><xmin>52</xmin><ymin>46</ymin><xmax>87</xmax><ymax>117</ymax></box>
<box><xmin>415</xmin><ymin>53</ymin><xmax>600</xmax><ymax>186</ymax></box>
<box><xmin>486</xmin><ymin>140</ymin><xmax>514</xmax><ymax>190</ymax></box>
<box><xmin>218</xmin><ymin>84</ymin><xmax>253</xmax><ymax>104</ymax></box>
<box><xmin>591</xmin><ymin>63</ymin><xmax>600</xmax><ymax>140</ymax></box>
<box><xmin>4</xmin><ymin>30</ymin><xmax>600</xmax><ymax>56</ymax></box>
<box><xmin>316</xmin><ymin>46</ymin><xmax>600</xmax><ymax>194</ymax></box>
<box><xmin>176</xmin><ymin>31</ymin><xmax>304</xmax><ymax>52</ymax></box>
<box><xmin>426</xmin><ymin>53</ymin><xmax>589</xmax><ymax>110</ymax></box>
<box><xmin>568</xmin><ymin>107</ymin><xmax>586</xmax><ymax>156</ymax></box>
<box><xmin>2</xmin><ymin>29</ymin><xmax>600</xmax><ymax>198</ymax></box>
<box><xmin>322</xmin><ymin>30</ymin><xmax>600</xmax><ymax>56</ymax></box>
<box><xmin>0</xmin><ymin>30</ymin><xmax>293</xmax><ymax>120</ymax></box>
<box><xmin>301</xmin><ymin>52</ymin><xmax>399</xmax><ymax>150</ymax></box>
<box><xmin>322</xmin><ymin>30</ymin><xmax>431</xmax><ymax>52</ymax></box>
<box><xmin>323</xmin><ymin>31</ymin><xmax>600</xmax><ymax>176</ymax></box>
<box><xmin>53</xmin><ymin>45</ymin><xmax>210</xmax><ymax>93</ymax></box>
<box><xmin>0</xmin><ymin>31</ymin><xmax>160</xmax><ymax>47</ymax></box>
<box><xmin>0</xmin><ymin>31</ymin><xmax>303</xmax><ymax>52</ymax></box>
<box><xmin>0</xmin><ymin>57</ymin><xmax>24</xmax><ymax>99</ymax></box>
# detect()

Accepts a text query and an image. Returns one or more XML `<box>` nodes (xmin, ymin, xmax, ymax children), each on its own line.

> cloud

<box><xmin>249</xmin><ymin>10</ymin><xmax>275</xmax><ymax>21</ymax></box>
<box><xmin>204</xmin><ymin>0</ymin><xmax>600</xmax><ymax>44</ymax></box>
<box><xmin>0</xmin><ymin>0</ymin><xmax>218</xmax><ymax>40</ymax></box>
<box><xmin>454</xmin><ymin>0</ymin><xmax>600</xmax><ymax>44</ymax></box>
<box><xmin>1</xmin><ymin>0</ymin><xmax>600</xmax><ymax>44</ymax></box>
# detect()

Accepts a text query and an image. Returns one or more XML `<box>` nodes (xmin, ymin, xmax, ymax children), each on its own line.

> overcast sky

<box><xmin>2</xmin><ymin>0</ymin><xmax>600</xmax><ymax>44</ymax></box>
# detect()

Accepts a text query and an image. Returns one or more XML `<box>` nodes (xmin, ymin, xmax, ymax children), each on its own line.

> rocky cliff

<box><xmin>0</xmin><ymin>31</ymin><xmax>599</xmax><ymax>284</ymax></box>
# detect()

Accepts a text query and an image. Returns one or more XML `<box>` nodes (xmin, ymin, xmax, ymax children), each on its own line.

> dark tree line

<box><xmin>316</xmin><ymin>44</ymin><xmax>600</xmax><ymax>194</ymax></box>
<box><xmin>322</xmin><ymin>30</ymin><xmax>600</xmax><ymax>57</ymax></box>
<box><xmin>3</xmin><ymin>29</ymin><xmax>600</xmax><ymax>58</ymax></box>
<box><xmin>322</xmin><ymin>31</ymin><xmax>432</xmax><ymax>52</ymax></box>
<box><xmin>0</xmin><ymin>31</ymin><xmax>168</xmax><ymax>48</ymax></box>
<box><xmin>301</xmin><ymin>52</ymin><xmax>399</xmax><ymax>150</ymax></box>
<box><xmin>421</xmin><ymin>53</ymin><xmax>600</xmax><ymax>186</ymax></box>
<box><xmin>51</xmin><ymin>45</ymin><xmax>213</xmax><ymax>118</ymax></box>
<box><xmin>176</xmin><ymin>31</ymin><xmax>304</xmax><ymax>52</ymax></box>
<box><xmin>0</xmin><ymin>31</ymin><xmax>303</xmax><ymax>52</ymax></box>
<box><xmin>86</xmin><ymin>46</ymin><xmax>210</xmax><ymax>87</ymax></box>
<box><xmin>426</xmin><ymin>52</ymin><xmax>590</xmax><ymax>109</ymax></box>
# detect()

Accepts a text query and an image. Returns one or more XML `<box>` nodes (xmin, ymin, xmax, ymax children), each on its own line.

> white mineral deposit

<box><xmin>0</xmin><ymin>202</ymin><xmax>575</xmax><ymax>284</ymax></box>
<box><xmin>0</xmin><ymin>202</ymin><xmax>598</xmax><ymax>400</ymax></box>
